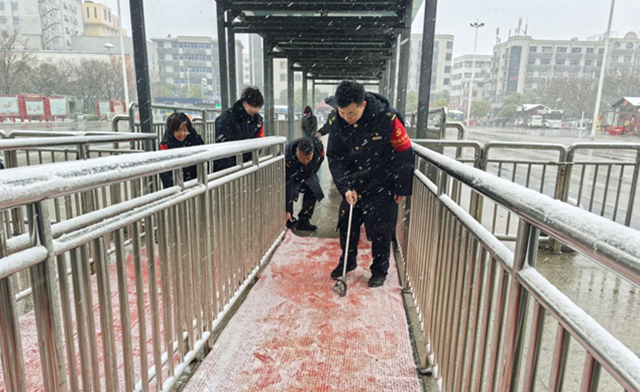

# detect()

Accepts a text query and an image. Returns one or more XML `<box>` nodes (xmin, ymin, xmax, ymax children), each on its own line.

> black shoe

<box><xmin>368</xmin><ymin>275</ymin><xmax>386</xmax><ymax>288</ymax></box>
<box><xmin>331</xmin><ymin>263</ymin><xmax>357</xmax><ymax>280</ymax></box>
<box><xmin>286</xmin><ymin>217</ymin><xmax>298</xmax><ymax>230</ymax></box>
<box><xmin>296</xmin><ymin>219</ymin><xmax>317</xmax><ymax>231</ymax></box>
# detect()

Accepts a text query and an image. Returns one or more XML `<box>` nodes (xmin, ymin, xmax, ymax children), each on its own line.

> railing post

<box><xmin>625</xmin><ymin>150</ymin><xmax>640</xmax><ymax>227</ymax></box>
<box><xmin>498</xmin><ymin>221</ymin><xmax>538</xmax><ymax>391</ymax></box>
<box><xmin>28</xmin><ymin>202</ymin><xmax>68</xmax><ymax>392</ymax></box>
<box><xmin>0</xmin><ymin>212</ymin><xmax>27</xmax><ymax>392</ymax></box>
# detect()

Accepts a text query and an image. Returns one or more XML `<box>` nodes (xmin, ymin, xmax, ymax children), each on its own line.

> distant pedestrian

<box><xmin>159</xmin><ymin>112</ymin><xmax>204</xmax><ymax>188</ymax></box>
<box><xmin>301</xmin><ymin>106</ymin><xmax>318</xmax><ymax>138</ymax></box>
<box><xmin>214</xmin><ymin>86</ymin><xmax>264</xmax><ymax>171</ymax></box>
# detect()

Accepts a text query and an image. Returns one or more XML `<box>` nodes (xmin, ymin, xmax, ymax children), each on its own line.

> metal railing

<box><xmin>406</xmin><ymin>108</ymin><xmax>465</xmax><ymax>140</ymax></box>
<box><xmin>0</xmin><ymin>136</ymin><xmax>286</xmax><ymax>392</ymax></box>
<box><xmin>397</xmin><ymin>143</ymin><xmax>640</xmax><ymax>391</ymax></box>
<box><xmin>415</xmin><ymin>140</ymin><xmax>640</xmax><ymax>238</ymax></box>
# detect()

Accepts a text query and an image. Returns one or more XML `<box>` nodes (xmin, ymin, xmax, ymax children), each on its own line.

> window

<box><xmin>11</xmin><ymin>1</ymin><xmax>17</xmax><ymax>11</ymax></box>
<box><xmin>571</xmin><ymin>47</ymin><xmax>582</xmax><ymax>53</ymax></box>
<box><xmin>557</xmin><ymin>47</ymin><xmax>567</xmax><ymax>53</ymax></box>
<box><xmin>542</xmin><ymin>46</ymin><xmax>552</xmax><ymax>53</ymax></box>
<box><xmin>472</xmin><ymin>91</ymin><xmax>477</xmax><ymax>97</ymax></box>
<box><xmin>627</xmin><ymin>43</ymin><xmax>634</xmax><ymax>50</ymax></box>
<box><xmin>444</xmin><ymin>78</ymin><xmax>450</xmax><ymax>85</ymax></box>
<box><xmin>528</xmin><ymin>58</ymin><xmax>536</xmax><ymax>65</ymax></box>
<box><xmin>444</xmin><ymin>66</ymin><xmax>451</xmax><ymax>73</ymax></box>
<box><xmin>446</xmin><ymin>41</ymin><xmax>453</xmax><ymax>49</ymax></box>
<box><xmin>598</xmin><ymin>48</ymin><xmax>605</xmax><ymax>54</ymax></box>
<box><xmin>108</xmin><ymin>11</ymin><xmax>111</xmax><ymax>22</ymax></box>
<box><xmin>63</xmin><ymin>2</ymin><xmax>67</xmax><ymax>10</ymax></box>
<box><xmin>86</xmin><ymin>7</ymin><xmax>90</xmax><ymax>18</ymax></box>
<box><xmin>541</xmin><ymin>59</ymin><xmax>551</xmax><ymax>65</ymax></box>
<box><xmin>0</xmin><ymin>3</ymin><xmax>5</xmax><ymax>10</ymax></box>
<box><xmin>446</xmin><ymin>53</ymin><xmax>452</xmax><ymax>61</ymax></box>
<box><xmin>555</xmin><ymin>59</ymin><xmax>565</xmax><ymax>65</ymax></box>
<box><xmin>157</xmin><ymin>41</ymin><xmax>164</xmax><ymax>48</ymax></box>
<box><xmin>13</xmin><ymin>17</ymin><xmax>19</xmax><ymax>25</ymax></box>
<box><xmin>94</xmin><ymin>7</ymin><xmax>97</xmax><ymax>18</ymax></box>
<box><xmin>464</xmin><ymin>72</ymin><xmax>472</xmax><ymax>78</ymax></box>
<box><xmin>434</xmin><ymin>41</ymin><xmax>439</xmax><ymax>48</ymax></box>
<box><xmin>280</xmin><ymin>74</ymin><xmax>286</xmax><ymax>81</ymax></box>
<box><xmin>586</xmin><ymin>48</ymin><xmax>594</xmax><ymax>54</ymax></box>
<box><xmin>585</xmin><ymin>60</ymin><xmax>592</xmax><ymax>66</ymax></box>
<box><xmin>614</xmin><ymin>42</ymin><xmax>621</xmax><ymax>49</ymax></box>
<box><xmin>624</xmin><ymin>56</ymin><xmax>631</xmax><ymax>63</ymax></box>
<box><xmin>0</xmin><ymin>17</ymin><xmax>6</xmax><ymax>24</ymax></box>
<box><xmin>570</xmin><ymin>60</ymin><xmax>580</xmax><ymax>66</ymax></box>
<box><xmin>597</xmin><ymin>60</ymin><xmax>603</xmax><ymax>66</ymax></box>
<box><xmin>103</xmin><ymin>9</ymin><xmax>107</xmax><ymax>20</ymax></box>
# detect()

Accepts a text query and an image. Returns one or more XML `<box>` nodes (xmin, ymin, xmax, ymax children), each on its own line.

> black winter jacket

<box><xmin>286</xmin><ymin>137</ymin><xmax>325</xmax><ymax>214</ymax></box>
<box><xmin>325</xmin><ymin>93</ymin><xmax>414</xmax><ymax>198</ymax></box>
<box><xmin>159</xmin><ymin>127</ymin><xmax>205</xmax><ymax>188</ymax></box>
<box><xmin>213</xmin><ymin>100</ymin><xmax>264</xmax><ymax>171</ymax></box>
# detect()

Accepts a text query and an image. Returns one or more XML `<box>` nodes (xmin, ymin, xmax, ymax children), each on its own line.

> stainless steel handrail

<box><xmin>403</xmin><ymin>142</ymin><xmax>640</xmax><ymax>391</ymax></box>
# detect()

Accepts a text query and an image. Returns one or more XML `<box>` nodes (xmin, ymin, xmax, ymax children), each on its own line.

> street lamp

<box><xmin>116</xmin><ymin>0</ymin><xmax>130</xmax><ymax>108</ymax></box>
<box><xmin>591</xmin><ymin>0</ymin><xmax>616</xmax><ymax>140</ymax></box>
<box><xmin>466</xmin><ymin>22</ymin><xmax>485</xmax><ymax>126</ymax></box>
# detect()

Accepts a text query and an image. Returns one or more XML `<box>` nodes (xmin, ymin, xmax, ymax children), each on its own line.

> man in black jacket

<box><xmin>325</xmin><ymin>80</ymin><xmax>414</xmax><ymax>288</ymax></box>
<box><xmin>214</xmin><ymin>86</ymin><xmax>264</xmax><ymax>171</ymax></box>
<box><xmin>286</xmin><ymin>137</ymin><xmax>325</xmax><ymax>231</ymax></box>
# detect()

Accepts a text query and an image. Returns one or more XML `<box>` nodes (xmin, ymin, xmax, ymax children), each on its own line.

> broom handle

<box><xmin>341</xmin><ymin>203</ymin><xmax>354</xmax><ymax>277</ymax></box>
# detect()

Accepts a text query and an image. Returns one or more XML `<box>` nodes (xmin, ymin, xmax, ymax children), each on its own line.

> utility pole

<box><xmin>116</xmin><ymin>0</ymin><xmax>130</xmax><ymax>107</ymax></box>
<box><xmin>591</xmin><ymin>0</ymin><xmax>616</xmax><ymax>140</ymax></box>
<box><xmin>466</xmin><ymin>22</ymin><xmax>485</xmax><ymax>126</ymax></box>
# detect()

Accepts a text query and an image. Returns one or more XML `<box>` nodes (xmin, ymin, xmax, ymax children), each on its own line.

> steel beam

<box><xmin>417</xmin><ymin>0</ymin><xmax>438</xmax><ymax>139</ymax></box>
<box><xmin>129</xmin><ymin>0</ymin><xmax>154</xmax><ymax>150</ymax></box>
<box><xmin>263</xmin><ymin>39</ymin><xmax>273</xmax><ymax>134</ymax></box>
<box><xmin>227</xmin><ymin>10</ymin><xmax>238</xmax><ymax>102</ymax></box>
<box><xmin>396</xmin><ymin>0</ymin><xmax>414</xmax><ymax>115</ymax></box>
<box><xmin>216</xmin><ymin>1</ymin><xmax>229</xmax><ymax>109</ymax></box>
<box><xmin>302</xmin><ymin>71</ymin><xmax>308</xmax><ymax>109</ymax></box>
<box><xmin>287</xmin><ymin>59</ymin><xmax>295</xmax><ymax>141</ymax></box>
<box><xmin>388</xmin><ymin>36</ymin><xmax>398</xmax><ymax>106</ymax></box>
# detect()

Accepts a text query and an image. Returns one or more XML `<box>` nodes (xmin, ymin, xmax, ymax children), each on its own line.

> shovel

<box><xmin>333</xmin><ymin>202</ymin><xmax>355</xmax><ymax>297</ymax></box>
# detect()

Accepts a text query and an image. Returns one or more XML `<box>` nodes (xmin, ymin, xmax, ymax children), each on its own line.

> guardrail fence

<box><xmin>0</xmin><ymin>137</ymin><xmax>286</xmax><ymax>392</ymax></box>
<box><xmin>397</xmin><ymin>143</ymin><xmax>640</xmax><ymax>391</ymax></box>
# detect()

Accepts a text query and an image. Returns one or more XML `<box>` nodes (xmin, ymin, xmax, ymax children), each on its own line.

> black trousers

<box><xmin>298</xmin><ymin>183</ymin><xmax>318</xmax><ymax>222</ymax></box>
<box><xmin>337</xmin><ymin>191</ymin><xmax>398</xmax><ymax>277</ymax></box>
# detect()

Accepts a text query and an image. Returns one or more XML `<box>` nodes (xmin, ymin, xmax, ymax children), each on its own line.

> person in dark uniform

<box><xmin>159</xmin><ymin>112</ymin><xmax>205</xmax><ymax>188</ymax></box>
<box><xmin>325</xmin><ymin>80</ymin><xmax>413</xmax><ymax>288</ymax></box>
<box><xmin>213</xmin><ymin>86</ymin><xmax>265</xmax><ymax>171</ymax></box>
<box><xmin>286</xmin><ymin>137</ymin><xmax>325</xmax><ymax>231</ymax></box>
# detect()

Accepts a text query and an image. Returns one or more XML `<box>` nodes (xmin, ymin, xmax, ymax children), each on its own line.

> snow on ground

<box><xmin>183</xmin><ymin>230</ymin><xmax>421</xmax><ymax>391</ymax></box>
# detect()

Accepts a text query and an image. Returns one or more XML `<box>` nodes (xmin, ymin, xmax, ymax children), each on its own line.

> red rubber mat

<box><xmin>184</xmin><ymin>231</ymin><xmax>421</xmax><ymax>391</ymax></box>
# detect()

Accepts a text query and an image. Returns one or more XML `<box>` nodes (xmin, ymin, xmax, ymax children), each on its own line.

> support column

<box><xmin>416</xmin><ymin>0</ymin><xmax>438</xmax><ymax>139</ymax></box>
<box><xmin>215</xmin><ymin>1</ymin><xmax>229</xmax><ymax>109</ymax></box>
<box><xmin>226</xmin><ymin>10</ymin><xmax>237</xmax><ymax>103</ymax></box>
<box><xmin>263</xmin><ymin>39</ymin><xmax>273</xmax><ymax>135</ymax></box>
<box><xmin>311</xmin><ymin>79</ymin><xmax>316</xmax><ymax>109</ymax></box>
<box><xmin>389</xmin><ymin>37</ymin><xmax>398</xmax><ymax>107</ymax></box>
<box><xmin>287</xmin><ymin>59</ymin><xmax>295</xmax><ymax>141</ymax></box>
<box><xmin>396</xmin><ymin>0</ymin><xmax>414</xmax><ymax>116</ymax></box>
<box><xmin>302</xmin><ymin>71</ymin><xmax>308</xmax><ymax>109</ymax></box>
<box><xmin>129</xmin><ymin>0</ymin><xmax>154</xmax><ymax>150</ymax></box>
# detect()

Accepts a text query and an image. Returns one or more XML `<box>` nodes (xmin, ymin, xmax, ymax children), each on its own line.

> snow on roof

<box><xmin>522</xmin><ymin>104</ymin><xmax>549</xmax><ymax>112</ymax></box>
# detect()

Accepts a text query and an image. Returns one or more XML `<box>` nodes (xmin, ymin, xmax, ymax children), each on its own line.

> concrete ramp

<box><xmin>184</xmin><ymin>231</ymin><xmax>421</xmax><ymax>391</ymax></box>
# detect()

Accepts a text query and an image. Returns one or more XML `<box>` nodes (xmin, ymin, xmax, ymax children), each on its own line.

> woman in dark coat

<box><xmin>159</xmin><ymin>112</ymin><xmax>205</xmax><ymax>188</ymax></box>
<box><xmin>301</xmin><ymin>106</ymin><xmax>318</xmax><ymax>138</ymax></box>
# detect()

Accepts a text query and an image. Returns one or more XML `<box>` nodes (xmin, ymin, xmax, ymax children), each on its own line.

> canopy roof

<box><xmin>223</xmin><ymin>0</ymin><xmax>423</xmax><ymax>80</ymax></box>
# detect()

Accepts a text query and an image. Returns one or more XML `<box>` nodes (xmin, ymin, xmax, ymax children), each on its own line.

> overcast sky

<box><xmin>108</xmin><ymin>0</ymin><xmax>639</xmax><ymax>58</ymax></box>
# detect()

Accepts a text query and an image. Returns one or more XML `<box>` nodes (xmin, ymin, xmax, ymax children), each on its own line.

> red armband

<box><xmin>159</xmin><ymin>143</ymin><xmax>169</xmax><ymax>151</ymax></box>
<box><xmin>389</xmin><ymin>116</ymin><xmax>412</xmax><ymax>152</ymax></box>
<box><xmin>256</xmin><ymin>124</ymin><xmax>265</xmax><ymax>138</ymax></box>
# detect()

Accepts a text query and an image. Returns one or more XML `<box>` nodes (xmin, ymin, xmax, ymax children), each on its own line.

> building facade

<box><xmin>450</xmin><ymin>54</ymin><xmax>492</xmax><ymax>110</ymax></box>
<box><xmin>408</xmin><ymin>34</ymin><xmax>454</xmax><ymax>95</ymax></box>
<box><xmin>82</xmin><ymin>1</ymin><xmax>126</xmax><ymax>38</ymax></box>
<box><xmin>152</xmin><ymin>36</ymin><xmax>220</xmax><ymax>100</ymax></box>
<box><xmin>487</xmin><ymin>32</ymin><xmax>640</xmax><ymax>103</ymax></box>
<box><xmin>0</xmin><ymin>0</ymin><xmax>82</xmax><ymax>50</ymax></box>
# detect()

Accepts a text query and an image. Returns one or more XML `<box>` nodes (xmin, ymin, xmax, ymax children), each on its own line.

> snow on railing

<box><xmin>398</xmin><ymin>143</ymin><xmax>640</xmax><ymax>391</ymax></box>
<box><xmin>0</xmin><ymin>136</ymin><xmax>286</xmax><ymax>392</ymax></box>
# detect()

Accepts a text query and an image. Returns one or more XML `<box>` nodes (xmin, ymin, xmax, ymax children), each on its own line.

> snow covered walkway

<box><xmin>184</xmin><ymin>230</ymin><xmax>421</xmax><ymax>391</ymax></box>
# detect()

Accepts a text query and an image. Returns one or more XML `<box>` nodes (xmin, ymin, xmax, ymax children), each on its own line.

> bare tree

<box><xmin>0</xmin><ymin>29</ymin><xmax>34</xmax><ymax>94</ymax></box>
<box><xmin>28</xmin><ymin>61</ymin><xmax>74</xmax><ymax>96</ymax></box>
